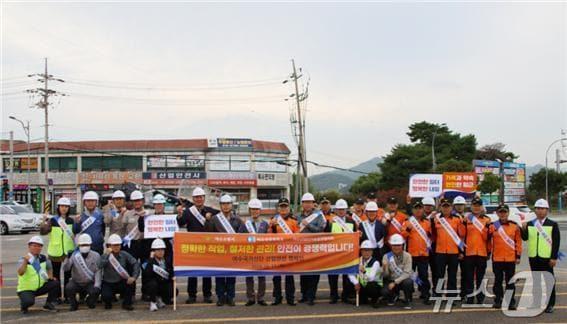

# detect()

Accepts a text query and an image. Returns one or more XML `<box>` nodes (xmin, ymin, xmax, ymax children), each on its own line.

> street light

<box><xmin>431</xmin><ymin>123</ymin><xmax>446</xmax><ymax>172</ymax></box>
<box><xmin>545</xmin><ymin>138</ymin><xmax>567</xmax><ymax>202</ymax></box>
<box><xmin>9</xmin><ymin>116</ymin><xmax>31</xmax><ymax>205</ymax></box>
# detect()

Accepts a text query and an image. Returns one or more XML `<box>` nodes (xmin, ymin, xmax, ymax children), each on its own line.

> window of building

<box><xmin>41</xmin><ymin>157</ymin><xmax>78</xmax><ymax>172</ymax></box>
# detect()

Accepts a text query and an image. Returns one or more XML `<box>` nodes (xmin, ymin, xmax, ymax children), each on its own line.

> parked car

<box><xmin>0</xmin><ymin>205</ymin><xmax>37</xmax><ymax>235</ymax></box>
<box><xmin>485</xmin><ymin>204</ymin><xmax>535</xmax><ymax>224</ymax></box>
<box><xmin>0</xmin><ymin>200</ymin><xmax>34</xmax><ymax>211</ymax></box>
<box><xmin>8</xmin><ymin>205</ymin><xmax>43</xmax><ymax>229</ymax></box>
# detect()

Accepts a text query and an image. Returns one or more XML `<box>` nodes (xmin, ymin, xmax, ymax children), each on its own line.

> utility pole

<box><xmin>284</xmin><ymin>59</ymin><xmax>309</xmax><ymax>211</ymax></box>
<box><xmin>9</xmin><ymin>116</ymin><xmax>31</xmax><ymax>204</ymax></box>
<box><xmin>26</xmin><ymin>58</ymin><xmax>65</xmax><ymax>213</ymax></box>
<box><xmin>8</xmin><ymin>131</ymin><xmax>14</xmax><ymax>201</ymax></box>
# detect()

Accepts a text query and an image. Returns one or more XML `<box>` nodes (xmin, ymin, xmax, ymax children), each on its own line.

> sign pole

<box><xmin>173</xmin><ymin>277</ymin><xmax>177</xmax><ymax>311</ymax></box>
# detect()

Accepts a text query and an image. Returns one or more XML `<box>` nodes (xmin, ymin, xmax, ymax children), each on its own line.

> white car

<box><xmin>0</xmin><ymin>205</ymin><xmax>37</xmax><ymax>235</ymax></box>
<box><xmin>485</xmin><ymin>205</ymin><xmax>536</xmax><ymax>224</ymax></box>
<box><xmin>8</xmin><ymin>205</ymin><xmax>43</xmax><ymax>228</ymax></box>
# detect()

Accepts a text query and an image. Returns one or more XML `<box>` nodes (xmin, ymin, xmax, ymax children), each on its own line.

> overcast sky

<box><xmin>2</xmin><ymin>2</ymin><xmax>566</xmax><ymax>174</ymax></box>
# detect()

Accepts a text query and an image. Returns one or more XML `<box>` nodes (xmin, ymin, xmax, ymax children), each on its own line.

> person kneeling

<box><xmin>63</xmin><ymin>234</ymin><xmax>102</xmax><ymax>311</ymax></box>
<box><xmin>144</xmin><ymin>238</ymin><xmax>174</xmax><ymax>311</ymax></box>
<box><xmin>382</xmin><ymin>234</ymin><xmax>414</xmax><ymax>309</ymax></box>
<box><xmin>99</xmin><ymin>234</ymin><xmax>140</xmax><ymax>310</ymax></box>
<box><xmin>348</xmin><ymin>240</ymin><xmax>383</xmax><ymax>308</ymax></box>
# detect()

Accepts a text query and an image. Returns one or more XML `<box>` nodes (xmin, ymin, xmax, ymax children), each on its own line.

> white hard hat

<box><xmin>57</xmin><ymin>197</ymin><xmax>71</xmax><ymax>206</ymax></box>
<box><xmin>335</xmin><ymin>199</ymin><xmax>348</xmax><ymax>209</ymax></box>
<box><xmin>83</xmin><ymin>191</ymin><xmax>99</xmax><ymax>201</ymax></box>
<box><xmin>28</xmin><ymin>235</ymin><xmax>44</xmax><ymax>245</ymax></box>
<box><xmin>151</xmin><ymin>238</ymin><xmax>166</xmax><ymax>250</ymax></box>
<box><xmin>220</xmin><ymin>194</ymin><xmax>232</xmax><ymax>204</ymax></box>
<box><xmin>130</xmin><ymin>190</ymin><xmax>144</xmax><ymax>201</ymax></box>
<box><xmin>389</xmin><ymin>233</ymin><xmax>405</xmax><ymax>245</ymax></box>
<box><xmin>360</xmin><ymin>240</ymin><xmax>377</xmax><ymax>249</ymax></box>
<box><xmin>248</xmin><ymin>198</ymin><xmax>262</xmax><ymax>209</ymax></box>
<box><xmin>301</xmin><ymin>193</ymin><xmax>315</xmax><ymax>202</ymax></box>
<box><xmin>453</xmin><ymin>196</ymin><xmax>466</xmax><ymax>205</ymax></box>
<box><xmin>152</xmin><ymin>194</ymin><xmax>166</xmax><ymax>205</ymax></box>
<box><xmin>192</xmin><ymin>187</ymin><xmax>206</xmax><ymax>197</ymax></box>
<box><xmin>107</xmin><ymin>234</ymin><xmax>122</xmax><ymax>245</ymax></box>
<box><xmin>112</xmin><ymin>190</ymin><xmax>126</xmax><ymax>199</ymax></box>
<box><xmin>421</xmin><ymin>197</ymin><xmax>435</xmax><ymax>206</ymax></box>
<box><xmin>534</xmin><ymin>199</ymin><xmax>550</xmax><ymax>209</ymax></box>
<box><xmin>78</xmin><ymin>234</ymin><xmax>92</xmax><ymax>245</ymax></box>
<box><xmin>365</xmin><ymin>201</ymin><xmax>379</xmax><ymax>211</ymax></box>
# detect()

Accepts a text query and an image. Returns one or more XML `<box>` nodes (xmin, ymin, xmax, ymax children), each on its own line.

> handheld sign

<box><xmin>144</xmin><ymin>214</ymin><xmax>179</xmax><ymax>239</ymax></box>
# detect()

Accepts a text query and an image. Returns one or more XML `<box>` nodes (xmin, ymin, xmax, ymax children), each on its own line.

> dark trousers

<box><xmin>300</xmin><ymin>275</ymin><xmax>319</xmax><ymax>302</ymax></box>
<box><xmin>382</xmin><ymin>278</ymin><xmax>414</xmax><ymax>302</ymax></box>
<box><xmin>187</xmin><ymin>277</ymin><xmax>212</xmax><ymax>298</ymax></box>
<box><xmin>492</xmin><ymin>262</ymin><xmax>516</xmax><ymax>305</ymax></box>
<box><xmin>146</xmin><ymin>279</ymin><xmax>173</xmax><ymax>304</ymax></box>
<box><xmin>459</xmin><ymin>259</ymin><xmax>466</xmax><ymax>297</ymax></box>
<box><xmin>18</xmin><ymin>280</ymin><xmax>60</xmax><ymax>310</ymax></box>
<box><xmin>412</xmin><ymin>257</ymin><xmax>431</xmax><ymax>298</ymax></box>
<box><xmin>51</xmin><ymin>260</ymin><xmax>71</xmax><ymax>299</ymax></box>
<box><xmin>65</xmin><ymin>280</ymin><xmax>99</xmax><ymax>308</ymax></box>
<box><xmin>245</xmin><ymin>276</ymin><xmax>266</xmax><ymax>302</ymax></box>
<box><xmin>435</xmin><ymin>253</ymin><xmax>459</xmax><ymax>297</ymax></box>
<box><xmin>429</xmin><ymin>249</ymin><xmax>438</xmax><ymax>293</ymax></box>
<box><xmin>101</xmin><ymin>280</ymin><xmax>135</xmax><ymax>306</ymax></box>
<box><xmin>358</xmin><ymin>282</ymin><xmax>382</xmax><ymax>303</ymax></box>
<box><xmin>463</xmin><ymin>255</ymin><xmax>487</xmax><ymax>302</ymax></box>
<box><xmin>215</xmin><ymin>277</ymin><xmax>236</xmax><ymax>301</ymax></box>
<box><xmin>529</xmin><ymin>257</ymin><xmax>556</xmax><ymax>308</ymax></box>
<box><xmin>328</xmin><ymin>274</ymin><xmax>353</xmax><ymax>300</ymax></box>
<box><xmin>272</xmin><ymin>275</ymin><xmax>295</xmax><ymax>302</ymax></box>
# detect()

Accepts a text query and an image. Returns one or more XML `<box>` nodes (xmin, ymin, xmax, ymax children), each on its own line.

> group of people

<box><xmin>16</xmin><ymin>187</ymin><xmax>561</xmax><ymax>315</ymax></box>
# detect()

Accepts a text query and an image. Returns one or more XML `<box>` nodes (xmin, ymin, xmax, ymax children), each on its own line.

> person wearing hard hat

<box><xmin>431</xmin><ymin>198</ymin><xmax>466</xmax><ymax>298</ymax></box>
<box><xmin>143</xmin><ymin>238</ymin><xmax>174</xmax><ymax>311</ymax></box>
<box><xmin>17</xmin><ymin>236</ymin><xmax>59</xmax><ymax>314</ymax></box>
<box><xmin>238</xmin><ymin>198</ymin><xmax>269</xmax><ymax>306</ymax></box>
<box><xmin>488</xmin><ymin>204</ymin><xmax>522</xmax><ymax>310</ymax></box>
<box><xmin>319</xmin><ymin>196</ymin><xmax>335</xmax><ymax>222</ymax></box>
<box><xmin>462</xmin><ymin>197</ymin><xmax>491</xmax><ymax>304</ymax></box>
<box><xmin>62</xmin><ymin>234</ymin><xmax>102</xmax><ymax>311</ymax></box>
<box><xmin>205</xmin><ymin>194</ymin><xmax>243</xmax><ymax>306</ymax></box>
<box><xmin>99</xmin><ymin>234</ymin><xmax>140</xmax><ymax>310</ymax></box>
<box><xmin>452</xmin><ymin>195</ymin><xmax>468</xmax><ymax>300</ymax></box>
<box><xmin>360</xmin><ymin>201</ymin><xmax>387</xmax><ymax>262</ymax></box>
<box><xmin>521</xmin><ymin>198</ymin><xmax>561</xmax><ymax>313</ymax></box>
<box><xmin>348</xmin><ymin>240</ymin><xmax>383</xmax><ymax>308</ymax></box>
<box><xmin>326</xmin><ymin>198</ymin><xmax>358</xmax><ymax>304</ymax></box>
<box><xmin>177</xmin><ymin>187</ymin><xmax>218</xmax><ymax>304</ymax></box>
<box><xmin>104</xmin><ymin>190</ymin><xmax>128</xmax><ymax>237</ymax></box>
<box><xmin>39</xmin><ymin>196</ymin><xmax>76</xmax><ymax>304</ymax></box>
<box><xmin>421</xmin><ymin>196</ymin><xmax>438</xmax><ymax>293</ymax></box>
<box><xmin>401</xmin><ymin>201</ymin><xmax>432</xmax><ymax>304</ymax></box>
<box><xmin>74</xmin><ymin>191</ymin><xmax>105</xmax><ymax>255</ymax></box>
<box><xmin>119</xmin><ymin>190</ymin><xmax>147</xmax><ymax>299</ymax></box>
<box><xmin>383</xmin><ymin>197</ymin><xmax>408</xmax><ymax>252</ymax></box>
<box><xmin>382</xmin><ymin>234</ymin><xmax>414</xmax><ymax>309</ymax></box>
<box><xmin>297</xmin><ymin>192</ymin><xmax>326</xmax><ymax>306</ymax></box>
<box><xmin>268</xmin><ymin>197</ymin><xmax>298</xmax><ymax>306</ymax></box>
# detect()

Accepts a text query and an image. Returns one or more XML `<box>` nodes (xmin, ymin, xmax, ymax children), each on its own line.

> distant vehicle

<box><xmin>485</xmin><ymin>204</ymin><xmax>535</xmax><ymax>224</ymax></box>
<box><xmin>9</xmin><ymin>205</ymin><xmax>43</xmax><ymax>228</ymax></box>
<box><xmin>0</xmin><ymin>200</ymin><xmax>34</xmax><ymax>211</ymax></box>
<box><xmin>0</xmin><ymin>205</ymin><xmax>37</xmax><ymax>235</ymax></box>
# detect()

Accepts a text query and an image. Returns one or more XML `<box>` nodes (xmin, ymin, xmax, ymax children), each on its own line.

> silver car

<box><xmin>0</xmin><ymin>205</ymin><xmax>37</xmax><ymax>235</ymax></box>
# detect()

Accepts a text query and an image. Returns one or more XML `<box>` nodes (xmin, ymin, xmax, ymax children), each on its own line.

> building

<box><xmin>0</xmin><ymin>138</ymin><xmax>291</xmax><ymax>214</ymax></box>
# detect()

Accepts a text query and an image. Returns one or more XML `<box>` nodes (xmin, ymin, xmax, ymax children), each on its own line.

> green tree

<box><xmin>528</xmin><ymin>168</ymin><xmax>567</xmax><ymax>206</ymax></box>
<box><xmin>349</xmin><ymin>172</ymin><xmax>382</xmax><ymax>196</ymax></box>
<box><xmin>314</xmin><ymin>190</ymin><xmax>341</xmax><ymax>204</ymax></box>
<box><xmin>378</xmin><ymin>122</ymin><xmax>477</xmax><ymax>190</ymax></box>
<box><xmin>478</xmin><ymin>172</ymin><xmax>501</xmax><ymax>201</ymax></box>
<box><xmin>475</xmin><ymin>143</ymin><xmax>518</xmax><ymax>162</ymax></box>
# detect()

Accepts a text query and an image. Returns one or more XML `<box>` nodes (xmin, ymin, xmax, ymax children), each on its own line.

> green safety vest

<box><xmin>17</xmin><ymin>257</ymin><xmax>47</xmax><ymax>292</ymax></box>
<box><xmin>358</xmin><ymin>258</ymin><xmax>382</xmax><ymax>287</ymax></box>
<box><xmin>47</xmin><ymin>221</ymin><xmax>75</xmax><ymax>258</ymax></box>
<box><xmin>527</xmin><ymin>225</ymin><xmax>553</xmax><ymax>258</ymax></box>
<box><xmin>331</xmin><ymin>221</ymin><xmax>354</xmax><ymax>233</ymax></box>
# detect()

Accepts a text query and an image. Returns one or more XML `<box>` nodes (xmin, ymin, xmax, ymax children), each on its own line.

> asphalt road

<box><xmin>1</xmin><ymin>217</ymin><xmax>567</xmax><ymax>323</ymax></box>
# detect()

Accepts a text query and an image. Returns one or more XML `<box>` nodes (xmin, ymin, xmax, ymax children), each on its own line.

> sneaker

<box><xmin>403</xmin><ymin>301</ymin><xmax>412</xmax><ymax>310</ymax></box>
<box><xmin>156</xmin><ymin>297</ymin><xmax>166</xmax><ymax>309</ymax></box>
<box><xmin>43</xmin><ymin>302</ymin><xmax>58</xmax><ymax>312</ymax></box>
<box><xmin>149</xmin><ymin>302</ymin><xmax>158</xmax><ymax>312</ymax></box>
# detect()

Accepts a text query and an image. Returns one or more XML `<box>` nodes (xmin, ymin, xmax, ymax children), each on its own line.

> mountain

<box><xmin>309</xmin><ymin>157</ymin><xmax>382</xmax><ymax>193</ymax></box>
